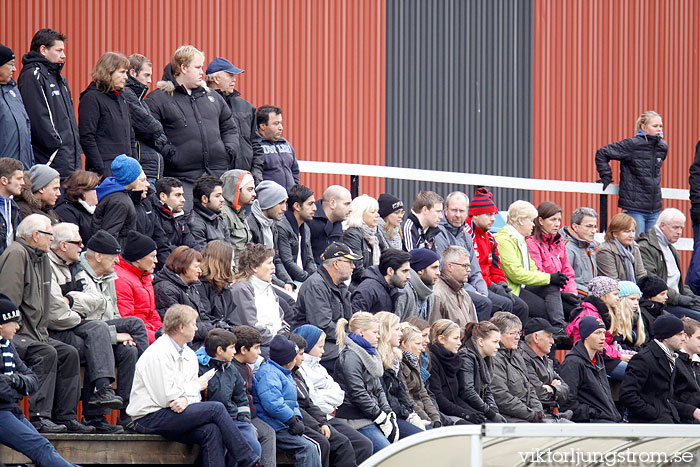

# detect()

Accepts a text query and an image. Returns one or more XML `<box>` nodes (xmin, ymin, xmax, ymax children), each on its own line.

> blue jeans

<box><xmin>623</xmin><ymin>210</ymin><xmax>660</xmax><ymax>236</ymax></box>
<box><xmin>608</xmin><ymin>360</ymin><xmax>628</xmax><ymax>382</ymax></box>
<box><xmin>236</xmin><ymin>420</ymin><xmax>262</xmax><ymax>462</ymax></box>
<box><xmin>358</xmin><ymin>423</ymin><xmax>391</xmax><ymax>453</ymax></box>
<box><xmin>274</xmin><ymin>428</ymin><xmax>322</xmax><ymax>467</ymax></box>
<box><xmin>396</xmin><ymin>418</ymin><xmax>425</xmax><ymax>439</ymax></box>
<box><xmin>0</xmin><ymin>410</ymin><xmax>76</xmax><ymax>467</ymax></box>
<box><xmin>666</xmin><ymin>305</ymin><xmax>700</xmax><ymax>322</ymax></box>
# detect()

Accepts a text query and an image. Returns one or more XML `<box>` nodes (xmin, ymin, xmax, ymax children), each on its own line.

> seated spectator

<box><xmin>615</xmin><ymin>281</ymin><xmax>648</xmax><ymax>350</ymax></box>
<box><xmin>126</xmin><ymin>305</ymin><xmax>260</xmax><ymax>467</ymax></box>
<box><xmin>436</xmin><ymin>191</ymin><xmax>514</xmax><ymax>320</ymax></box>
<box><xmin>558</xmin><ymin>316</ymin><xmax>622</xmax><ymax>422</ymax></box>
<box><xmin>377</xmin><ymin>193</ymin><xmax>404</xmax><ymax>250</ymax></box>
<box><xmin>596</xmin><ymin>212</ymin><xmax>646</xmax><ymax>283</ymax></box>
<box><xmin>133</xmin><ymin>186</ymin><xmax>167</xmax><ymax>270</ymax></box>
<box><xmin>334</xmin><ymin>312</ymin><xmax>398</xmax><ymax>453</ymax></box>
<box><xmin>286</xmin><ymin>331</ymin><xmax>358</xmax><ymax>467</ymax></box>
<box><xmin>188</xmin><ymin>175</ymin><xmax>229</xmax><ymax>251</ymax></box>
<box><xmin>376</xmin><ymin>312</ymin><xmax>428</xmax><ymax>437</ymax></box>
<box><xmin>404</xmin><ymin>317</ymin><xmax>431</xmax><ymax>384</ymax></box>
<box><xmin>429</xmin><ymin>246</ymin><xmax>477</xmax><ymax>330</ymax></box>
<box><xmin>469</xmin><ymin>188</ymin><xmax>529</xmax><ymax>323</ymax></box>
<box><xmin>0</xmin><ymin>44</ymin><xmax>34</xmax><ymax>169</ymax></box>
<box><xmin>675</xmin><ymin>317</ymin><xmax>700</xmax><ymax>423</ymax></box>
<box><xmin>153</xmin><ymin>246</ymin><xmax>211</xmax><ymax>349</ymax></box>
<box><xmin>257</xmin><ymin>105</ymin><xmax>300</xmax><ymax>190</ymax></box>
<box><xmin>196</xmin><ymin>240</ymin><xmax>237</xmax><ymax>330</ymax></box>
<box><xmin>638</xmin><ymin>208</ymin><xmax>700</xmax><ymax>320</ymax></box>
<box><xmin>154</xmin><ymin>177</ymin><xmax>195</xmax><ymax>266</ymax></box>
<box><xmin>398</xmin><ymin>324</ymin><xmax>442</xmax><ymax>427</ymax></box>
<box><xmin>395</xmin><ymin>248</ymin><xmax>440</xmax><ymax>321</ymax></box>
<box><xmin>567</xmin><ymin>276</ymin><xmax>630</xmax><ymax>381</ymax></box>
<box><xmin>293</xmin><ymin>242</ymin><xmax>359</xmax><ymax>371</ymax></box>
<box><xmin>232</xmin><ymin>326</ymin><xmax>277</xmax><ymax>467</ymax></box>
<box><xmin>351</xmin><ymin>248</ymin><xmax>411</xmax><ymax>315</ymax></box>
<box><xmin>93</xmin><ymin>155</ymin><xmax>149</xmax><ymax>248</ymax></box>
<box><xmin>426</xmin><ymin>319</ymin><xmax>484</xmax><ymax>424</ymax></box>
<box><xmin>0</xmin><ymin>158</ymin><xmax>24</xmax><ymax>256</ymax></box>
<box><xmin>638</xmin><ymin>274</ymin><xmax>670</xmax><ymax>340</ymax></box>
<box><xmin>293</xmin><ymin>324</ymin><xmax>374</xmax><ymax>465</ymax></box>
<box><xmin>620</xmin><ymin>314</ymin><xmax>699</xmax><ymax>423</ymax></box>
<box><xmin>490</xmin><ymin>312</ymin><xmax>549</xmax><ymax>423</ymax></box>
<box><xmin>519</xmin><ymin>318</ymin><xmax>571</xmax><ymax>419</ymax></box>
<box><xmin>457</xmin><ymin>321</ymin><xmax>506</xmax><ymax>423</ymax></box>
<box><xmin>54</xmin><ymin>170</ymin><xmax>100</xmax><ymax>244</ymax></box>
<box><xmin>253</xmin><ymin>334</ymin><xmax>322</xmax><ymax>467</ymax></box>
<box><xmin>220</xmin><ymin>169</ymin><xmax>255</xmax><ymax>262</ymax></box>
<box><xmin>195</xmin><ymin>329</ymin><xmax>262</xmax><ymax>459</ymax></box>
<box><xmin>231</xmin><ymin>243</ymin><xmax>288</xmax><ymax>350</ymax></box>
<box><xmin>278</xmin><ymin>184</ymin><xmax>318</xmax><ymax>284</ymax></box>
<box><xmin>0</xmin><ymin>293</ymin><xmax>77</xmax><ymax>467</ymax></box>
<box><xmin>0</xmin><ymin>215</ymin><xmax>91</xmax><ymax>433</ymax></box>
<box><xmin>343</xmin><ymin>195</ymin><xmax>387</xmax><ymax>288</ymax></box>
<box><xmin>115</xmin><ymin>231</ymin><xmax>162</xmax><ymax>343</ymax></box>
<box><xmin>309</xmin><ymin>185</ymin><xmax>353</xmax><ymax>264</ymax></box>
<box><xmin>47</xmin><ymin>223</ymin><xmax>126</xmax><ymax>433</ymax></box>
<box><xmin>72</xmin><ymin>229</ymin><xmax>149</xmax><ymax>428</ymax></box>
<box><xmin>78</xmin><ymin>52</ymin><xmax>134</xmax><ymax>176</ymax></box>
<box><xmin>495</xmin><ymin>200</ymin><xmax>567</xmax><ymax>328</ymax></box>
<box><xmin>17</xmin><ymin>164</ymin><xmax>60</xmax><ymax>223</ymax></box>
<box><xmin>403</xmin><ymin>191</ymin><xmax>443</xmax><ymax>251</ymax></box>
<box><xmin>560</xmin><ymin>207</ymin><xmax>600</xmax><ymax>295</ymax></box>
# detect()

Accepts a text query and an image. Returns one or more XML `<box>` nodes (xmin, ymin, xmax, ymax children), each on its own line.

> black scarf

<box><xmin>428</xmin><ymin>342</ymin><xmax>461</xmax><ymax>376</ymax></box>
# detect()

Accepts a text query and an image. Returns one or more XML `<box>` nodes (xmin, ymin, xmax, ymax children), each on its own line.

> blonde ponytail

<box><xmin>634</xmin><ymin>110</ymin><xmax>661</xmax><ymax>133</ymax></box>
<box><xmin>337</xmin><ymin>312</ymin><xmax>380</xmax><ymax>350</ymax></box>
<box><xmin>336</xmin><ymin>318</ymin><xmax>350</xmax><ymax>350</ymax></box>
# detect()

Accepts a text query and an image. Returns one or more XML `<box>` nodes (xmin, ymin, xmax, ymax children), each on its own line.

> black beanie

<box><xmin>269</xmin><ymin>335</ymin><xmax>299</xmax><ymax>367</ymax></box>
<box><xmin>122</xmin><ymin>231</ymin><xmax>157</xmax><ymax>262</ymax></box>
<box><xmin>654</xmin><ymin>314</ymin><xmax>684</xmax><ymax>340</ymax></box>
<box><xmin>638</xmin><ymin>274</ymin><xmax>668</xmax><ymax>299</ymax></box>
<box><xmin>0</xmin><ymin>293</ymin><xmax>20</xmax><ymax>324</ymax></box>
<box><xmin>86</xmin><ymin>230</ymin><xmax>121</xmax><ymax>255</ymax></box>
<box><xmin>378</xmin><ymin>193</ymin><xmax>404</xmax><ymax>218</ymax></box>
<box><xmin>0</xmin><ymin>44</ymin><xmax>14</xmax><ymax>68</ymax></box>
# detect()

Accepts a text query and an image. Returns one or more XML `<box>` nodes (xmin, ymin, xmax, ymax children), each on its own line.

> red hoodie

<box><xmin>469</xmin><ymin>219</ymin><xmax>507</xmax><ymax>286</ymax></box>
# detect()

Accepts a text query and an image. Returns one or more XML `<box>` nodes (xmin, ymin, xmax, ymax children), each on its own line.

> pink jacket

<box><xmin>526</xmin><ymin>233</ymin><xmax>577</xmax><ymax>294</ymax></box>
<box><xmin>566</xmin><ymin>302</ymin><xmax>620</xmax><ymax>360</ymax></box>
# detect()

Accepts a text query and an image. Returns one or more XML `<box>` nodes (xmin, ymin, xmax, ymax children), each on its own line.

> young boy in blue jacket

<box><xmin>196</xmin><ymin>329</ymin><xmax>262</xmax><ymax>459</ymax></box>
<box><xmin>253</xmin><ymin>334</ymin><xmax>322</xmax><ymax>467</ymax></box>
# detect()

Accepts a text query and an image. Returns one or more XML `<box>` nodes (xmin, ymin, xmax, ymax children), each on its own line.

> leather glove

<box><xmin>374</xmin><ymin>412</ymin><xmax>394</xmax><ymax>439</ymax></box>
<box><xmin>1</xmin><ymin>373</ymin><xmax>25</xmax><ymax>393</ymax></box>
<box><xmin>285</xmin><ymin>415</ymin><xmax>305</xmax><ymax>435</ymax></box>
<box><xmin>529</xmin><ymin>410</ymin><xmax>545</xmax><ymax>423</ymax></box>
<box><xmin>485</xmin><ymin>407</ymin><xmax>507</xmax><ymax>423</ymax></box>
<box><xmin>497</xmin><ymin>282</ymin><xmax>513</xmax><ymax>294</ymax></box>
<box><xmin>549</xmin><ymin>272</ymin><xmax>569</xmax><ymax>287</ymax></box>
<box><xmin>431</xmin><ymin>420</ymin><xmax>442</xmax><ymax>428</ymax></box>
<box><xmin>60</xmin><ymin>278</ymin><xmax>85</xmax><ymax>296</ymax></box>
<box><xmin>561</xmin><ymin>292</ymin><xmax>581</xmax><ymax>305</ymax></box>
<box><xmin>596</xmin><ymin>178</ymin><xmax>612</xmax><ymax>191</ymax></box>
<box><xmin>464</xmin><ymin>411</ymin><xmax>485</xmax><ymax>424</ymax></box>
<box><xmin>407</xmin><ymin>412</ymin><xmax>426</xmax><ymax>431</ymax></box>
<box><xmin>489</xmin><ymin>282</ymin><xmax>505</xmax><ymax>295</ymax></box>
<box><xmin>677</xmin><ymin>294</ymin><xmax>696</xmax><ymax>307</ymax></box>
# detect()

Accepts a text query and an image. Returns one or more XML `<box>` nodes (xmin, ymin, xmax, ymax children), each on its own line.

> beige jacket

<box><xmin>430</xmin><ymin>272</ymin><xmax>477</xmax><ymax>329</ymax></box>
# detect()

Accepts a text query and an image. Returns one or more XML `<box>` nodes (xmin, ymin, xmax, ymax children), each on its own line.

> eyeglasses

<box><xmin>504</xmin><ymin>330</ymin><xmax>521</xmax><ymax>337</ymax></box>
<box><xmin>37</xmin><ymin>230</ymin><xmax>54</xmax><ymax>237</ymax></box>
<box><xmin>336</xmin><ymin>259</ymin><xmax>355</xmax><ymax>264</ymax></box>
<box><xmin>579</xmin><ymin>224</ymin><xmax>597</xmax><ymax>230</ymax></box>
<box><xmin>450</xmin><ymin>262</ymin><xmax>470</xmax><ymax>269</ymax></box>
<box><xmin>65</xmin><ymin>240</ymin><xmax>83</xmax><ymax>247</ymax></box>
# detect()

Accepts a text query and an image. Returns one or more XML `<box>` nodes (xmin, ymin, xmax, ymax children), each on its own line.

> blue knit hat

<box><xmin>618</xmin><ymin>281</ymin><xmax>642</xmax><ymax>298</ymax></box>
<box><xmin>410</xmin><ymin>248</ymin><xmax>440</xmax><ymax>272</ymax></box>
<box><xmin>111</xmin><ymin>155</ymin><xmax>143</xmax><ymax>187</ymax></box>
<box><xmin>269</xmin><ymin>335</ymin><xmax>298</xmax><ymax>366</ymax></box>
<box><xmin>293</xmin><ymin>325</ymin><xmax>324</xmax><ymax>353</ymax></box>
<box><xmin>579</xmin><ymin>315</ymin><xmax>606</xmax><ymax>341</ymax></box>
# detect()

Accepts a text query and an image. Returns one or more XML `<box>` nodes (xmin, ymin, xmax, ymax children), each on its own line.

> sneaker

<box><xmin>32</xmin><ymin>417</ymin><xmax>68</xmax><ymax>433</ymax></box>
<box><xmin>63</xmin><ymin>419</ymin><xmax>97</xmax><ymax>434</ymax></box>
<box><xmin>88</xmin><ymin>386</ymin><xmax>123</xmax><ymax>410</ymax></box>
<box><xmin>84</xmin><ymin>417</ymin><xmax>125</xmax><ymax>434</ymax></box>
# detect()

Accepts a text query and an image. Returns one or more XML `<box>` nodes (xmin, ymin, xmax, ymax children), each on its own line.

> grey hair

<box><xmin>656</xmin><ymin>208</ymin><xmax>686</xmax><ymax>226</ymax></box>
<box><xmin>323</xmin><ymin>258</ymin><xmax>338</xmax><ymax>269</ymax></box>
<box><xmin>439</xmin><ymin>245</ymin><xmax>469</xmax><ymax>269</ymax></box>
<box><xmin>490</xmin><ymin>311</ymin><xmax>522</xmax><ymax>334</ymax></box>
<box><xmin>570</xmin><ymin>207</ymin><xmax>598</xmax><ymax>226</ymax></box>
<box><xmin>16</xmin><ymin>214</ymin><xmax>51</xmax><ymax>240</ymax></box>
<box><xmin>524</xmin><ymin>330</ymin><xmax>547</xmax><ymax>344</ymax></box>
<box><xmin>205</xmin><ymin>70</ymin><xmax>228</xmax><ymax>86</ymax></box>
<box><xmin>346</xmin><ymin>195</ymin><xmax>378</xmax><ymax>228</ymax></box>
<box><xmin>51</xmin><ymin>223</ymin><xmax>79</xmax><ymax>249</ymax></box>
<box><xmin>444</xmin><ymin>191</ymin><xmax>469</xmax><ymax>208</ymax></box>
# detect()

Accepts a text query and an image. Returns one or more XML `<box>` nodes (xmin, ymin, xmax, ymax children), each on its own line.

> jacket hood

<box><xmin>153</xmin><ymin>265</ymin><xmax>193</xmax><ymax>290</ymax></box>
<box><xmin>560</xmin><ymin>226</ymin><xmax>596</xmax><ymax>248</ymax></box>
<box><xmin>362</xmin><ymin>266</ymin><xmax>394</xmax><ymax>294</ymax></box>
<box><xmin>125</xmin><ymin>75</ymin><xmax>148</xmax><ymax>99</ymax></box>
<box><xmin>567</xmin><ymin>340</ymin><xmax>603</xmax><ymax>369</ymax></box>
<box><xmin>221</xmin><ymin>169</ymin><xmax>252</xmax><ymax>210</ymax></box>
<box><xmin>96</xmin><ymin>177</ymin><xmax>126</xmax><ymax>202</ymax></box>
<box><xmin>571</xmin><ymin>296</ymin><xmax>611</xmax><ymax>329</ymax></box>
<box><xmin>156</xmin><ymin>63</ymin><xmax>210</xmax><ymax>95</ymax></box>
<box><xmin>18</xmin><ymin>172</ymin><xmax>42</xmax><ymax>211</ymax></box>
<box><xmin>21</xmin><ymin>50</ymin><xmax>64</xmax><ymax>73</ymax></box>
<box><xmin>408</xmin><ymin>268</ymin><xmax>433</xmax><ymax>300</ymax></box>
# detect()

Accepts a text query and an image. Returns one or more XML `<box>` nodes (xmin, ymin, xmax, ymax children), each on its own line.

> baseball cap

<box><xmin>321</xmin><ymin>242</ymin><xmax>362</xmax><ymax>261</ymax></box>
<box><xmin>206</xmin><ymin>57</ymin><xmax>244</xmax><ymax>75</ymax></box>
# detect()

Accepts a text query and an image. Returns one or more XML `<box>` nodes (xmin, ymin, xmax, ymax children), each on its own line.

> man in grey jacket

<box><xmin>560</xmin><ymin>207</ymin><xmax>600</xmax><ymax>295</ymax></box>
<box><xmin>395</xmin><ymin>248</ymin><xmax>439</xmax><ymax>321</ymax></box>
<box><xmin>0</xmin><ymin>44</ymin><xmax>33</xmax><ymax>169</ymax></box>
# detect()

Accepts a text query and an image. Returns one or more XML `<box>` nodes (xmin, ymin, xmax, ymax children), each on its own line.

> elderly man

<box><xmin>429</xmin><ymin>246</ymin><xmax>477</xmax><ymax>329</ymax></box>
<box><xmin>0</xmin><ymin>44</ymin><xmax>33</xmax><ymax>169</ymax></box>
<box><xmin>637</xmin><ymin>208</ymin><xmax>700</xmax><ymax>320</ymax></box>
<box><xmin>0</xmin><ymin>215</ymin><xmax>93</xmax><ymax>433</ymax></box>
<box><xmin>560</xmin><ymin>207</ymin><xmax>600</xmax><ymax>296</ymax></box>
<box><xmin>309</xmin><ymin>185</ymin><xmax>353</xmax><ymax>264</ymax></box>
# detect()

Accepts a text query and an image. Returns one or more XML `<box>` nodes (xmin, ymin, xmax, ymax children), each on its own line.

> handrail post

<box><xmin>600</xmin><ymin>193</ymin><xmax>608</xmax><ymax>232</ymax></box>
<box><xmin>351</xmin><ymin>175</ymin><xmax>359</xmax><ymax>199</ymax></box>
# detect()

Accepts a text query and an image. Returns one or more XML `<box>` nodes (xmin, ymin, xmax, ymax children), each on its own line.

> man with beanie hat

<box><xmin>220</xmin><ymin>169</ymin><xmax>256</xmax><ymax>264</ymax></box>
<box><xmin>277</xmin><ymin>184</ymin><xmax>317</xmax><ymax>283</ymax></box>
<box><xmin>0</xmin><ymin>293</ymin><xmax>79</xmax><ymax>466</ymax></box>
<box><xmin>0</xmin><ymin>44</ymin><xmax>34</xmax><ymax>169</ymax></box>
<box><xmin>377</xmin><ymin>194</ymin><xmax>404</xmax><ymax>250</ymax></box>
<box><xmin>16</xmin><ymin>164</ymin><xmax>61</xmax><ymax>223</ymax></box>
<box><xmin>558</xmin><ymin>316</ymin><xmax>622</xmax><ymax>422</ymax></box>
<box><xmin>115</xmin><ymin>231</ymin><xmax>163</xmax><ymax>344</ymax></box>
<box><xmin>93</xmin><ymin>155</ymin><xmax>150</xmax><ymax>248</ymax></box>
<box><xmin>394</xmin><ymin>248</ymin><xmax>439</xmax><ymax>320</ymax></box>
<box><xmin>620</xmin><ymin>314</ymin><xmax>700</xmax><ymax>423</ymax></box>
<box><xmin>253</xmin><ymin>334</ymin><xmax>322</xmax><ymax>467</ymax></box>
<box><xmin>188</xmin><ymin>175</ymin><xmax>230</xmax><ymax>251</ymax></box>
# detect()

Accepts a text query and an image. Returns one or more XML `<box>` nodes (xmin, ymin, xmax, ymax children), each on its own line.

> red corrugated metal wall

<box><xmin>0</xmin><ymin>0</ymin><xmax>386</xmax><ymax>198</ymax></box>
<box><xmin>533</xmin><ymin>0</ymin><xmax>700</xmax><ymax>268</ymax></box>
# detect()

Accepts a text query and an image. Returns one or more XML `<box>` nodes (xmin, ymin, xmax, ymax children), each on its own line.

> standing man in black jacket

<box><xmin>206</xmin><ymin>57</ymin><xmax>263</xmax><ymax>186</ymax></box>
<box><xmin>17</xmin><ymin>29</ymin><xmax>81</xmax><ymax>178</ymax></box>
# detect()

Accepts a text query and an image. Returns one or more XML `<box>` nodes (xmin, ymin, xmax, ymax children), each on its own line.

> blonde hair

<box><xmin>346</xmin><ymin>195</ymin><xmax>378</xmax><ymax>229</ymax></box>
<box><xmin>376</xmin><ymin>312</ymin><xmax>402</xmax><ymax>369</ymax></box>
<box><xmin>635</xmin><ymin>110</ymin><xmax>661</xmax><ymax>133</ymax></box>
<box><xmin>429</xmin><ymin>319</ymin><xmax>460</xmax><ymax>344</ymax></box>
<box><xmin>399</xmin><ymin>323</ymin><xmax>422</xmax><ymax>348</ymax></box>
<box><xmin>610</xmin><ymin>293</ymin><xmax>646</xmax><ymax>347</ymax></box>
<box><xmin>506</xmin><ymin>200</ymin><xmax>538</xmax><ymax>225</ymax></box>
<box><xmin>336</xmin><ymin>312</ymin><xmax>379</xmax><ymax>350</ymax></box>
<box><xmin>171</xmin><ymin>45</ymin><xmax>204</xmax><ymax>77</ymax></box>
<box><xmin>163</xmin><ymin>304</ymin><xmax>198</xmax><ymax>336</ymax></box>
<box><xmin>91</xmin><ymin>52</ymin><xmax>129</xmax><ymax>92</ymax></box>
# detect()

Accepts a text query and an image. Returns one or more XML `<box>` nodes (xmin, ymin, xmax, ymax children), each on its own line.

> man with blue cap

<box><xmin>206</xmin><ymin>57</ymin><xmax>263</xmax><ymax>185</ymax></box>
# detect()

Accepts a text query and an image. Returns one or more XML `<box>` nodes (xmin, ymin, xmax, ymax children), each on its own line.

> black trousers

<box><xmin>303</xmin><ymin>422</ymin><xmax>357</xmax><ymax>467</ymax></box>
<box><xmin>13</xmin><ymin>335</ymin><xmax>81</xmax><ymax>422</ymax></box>
<box><xmin>520</xmin><ymin>284</ymin><xmax>566</xmax><ymax>327</ymax></box>
<box><xmin>328</xmin><ymin>417</ymin><xmax>373</xmax><ymax>465</ymax></box>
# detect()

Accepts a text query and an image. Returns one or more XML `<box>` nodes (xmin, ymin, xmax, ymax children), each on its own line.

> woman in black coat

<box><xmin>342</xmin><ymin>195</ymin><xmax>388</xmax><ymax>288</ymax></box>
<box><xmin>54</xmin><ymin>170</ymin><xmax>100</xmax><ymax>244</ymax></box>
<box><xmin>78</xmin><ymin>52</ymin><xmax>135</xmax><ymax>176</ymax></box>
<box><xmin>195</xmin><ymin>240</ymin><xmax>237</xmax><ymax>329</ymax></box>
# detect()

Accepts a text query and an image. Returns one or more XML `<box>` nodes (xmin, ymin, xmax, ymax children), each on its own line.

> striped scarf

<box><xmin>0</xmin><ymin>338</ymin><xmax>15</xmax><ymax>375</ymax></box>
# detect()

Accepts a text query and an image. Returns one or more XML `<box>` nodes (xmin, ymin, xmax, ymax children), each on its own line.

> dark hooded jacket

<box><xmin>55</xmin><ymin>197</ymin><xmax>94</xmax><ymax>244</ymax></box>
<box><xmin>351</xmin><ymin>266</ymin><xmax>400</xmax><ymax>315</ymax></box>
<box><xmin>674</xmin><ymin>351</ymin><xmax>700</xmax><ymax>423</ymax></box>
<box><xmin>216</xmin><ymin>89</ymin><xmax>263</xmax><ymax>185</ymax></box>
<box><xmin>15</xmin><ymin>174</ymin><xmax>59</xmax><ymax>224</ymax></box>
<box><xmin>154</xmin><ymin>201</ymin><xmax>195</xmax><ymax>266</ymax></box>
<box><xmin>144</xmin><ymin>64</ymin><xmax>239</xmax><ymax>182</ymax></box>
<box><xmin>277</xmin><ymin>209</ymin><xmax>317</xmax><ymax>283</ymax></box>
<box><xmin>0</xmin><ymin>79</ymin><xmax>34</xmax><ymax>168</ymax></box>
<box><xmin>457</xmin><ymin>339</ymin><xmax>499</xmax><ymax>417</ymax></box>
<box><xmin>17</xmin><ymin>51</ymin><xmax>81</xmax><ymax>178</ymax></box>
<box><xmin>260</xmin><ymin>137</ymin><xmax>299</xmax><ymax>191</ymax></box>
<box><xmin>309</xmin><ymin>199</ymin><xmax>344</xmax><ymax>264</ymax></box>
<box><xmin>220</xmin><ymin>169</ymin><xmax>253</xmax><ymax>262</ymax></box>
<box><xmin>196</xmin><ymin>279</ymin><xmax>236</xmax><ymax>330</ymax></box>
<box><xmin>188</xmin><ymin>203</ymin><xmax>230</xmax><ymax>252</ymax></box>
<box><xmin>382</xmin><ymin>365</ymin><xmax>416</xmax><ymax>420</ymax></box>
<box><xmin>0</xmin><ymin>196</ymin><xmax>21</xmax><ymax>257</ymax></box>
<box><xmin>491</xmin><ymin>343</ymin><xmax>544</xmax><ymax>422</ymax></box>
<box><xmin>197</xmin><ymin>349</ymin><xmax>251</xmax><ymax>421</ymax></box>
<box><xmin>78</xmin><ymin>81</ymin><xmax>136</xmax><ymax>176</ymax></box>
<box><xmin>92</xmin><ymin>177</ymin><xmax>137</xmax><ymax>249</ymax></box>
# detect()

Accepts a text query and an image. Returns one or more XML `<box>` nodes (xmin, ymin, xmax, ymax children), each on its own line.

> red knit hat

<box><xmin>469</xmin><ymin>188</ymin><xmax>498</xmax><ymax>216</ymax></box>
